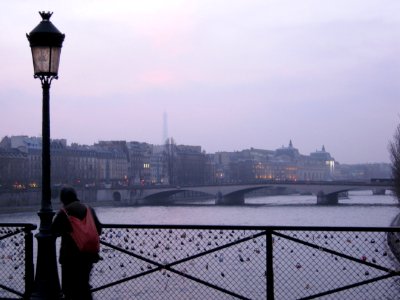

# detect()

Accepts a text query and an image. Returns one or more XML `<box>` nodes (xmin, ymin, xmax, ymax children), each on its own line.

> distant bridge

<box><xmin>96</xmin><ymin>181</ymin><xmax>394</xmax><ymax>205</ymax></box>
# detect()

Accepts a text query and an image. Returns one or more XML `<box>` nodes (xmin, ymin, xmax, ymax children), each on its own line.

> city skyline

<box><xmin>1</xmin><ymin>1</ymin><xmax>399</xmax><ymax>164</ymax></box>
<box><xmin>0</xmin><ymin>133</ymin><xmax>392</xmax><ymax>168</ymax></box>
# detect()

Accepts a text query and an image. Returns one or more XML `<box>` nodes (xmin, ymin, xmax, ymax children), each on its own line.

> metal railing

<box><xmin>92</xmin><ymin>225</ymin><xmax>400</xmax><ymax>300</ymax></box>
<box><xmin>0</xmin><ymin>224</ymin><xmax>399</xmax><ymax>299</ymax></box>
<box><xmin>0</xmin><ymin>223</ymin><xmax>36</xmax><ymax>300</ymax></box>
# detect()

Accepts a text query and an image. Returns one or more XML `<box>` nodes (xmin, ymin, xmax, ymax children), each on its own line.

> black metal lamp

<box><xmin>27</xmin><ymin>11</ymin><xmax>65</xmax><ymax>80</ymax></box>
<box><xmin>27</xmin><ymin>11</ymin><xmax>65</xmax><ymax>299</ymax></box>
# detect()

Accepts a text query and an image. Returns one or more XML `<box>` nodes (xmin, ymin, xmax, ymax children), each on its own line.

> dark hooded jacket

<box><xmin>52</xmin><ymin>200</ymin><xmax>102</xmax><ymax>264</ymax></box>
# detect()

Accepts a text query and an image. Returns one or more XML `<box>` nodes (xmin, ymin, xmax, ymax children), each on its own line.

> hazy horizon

<box><xmin>1</xmin><ymin>1</ymin><xmax>399</xmax><ymax>164</ymax></box>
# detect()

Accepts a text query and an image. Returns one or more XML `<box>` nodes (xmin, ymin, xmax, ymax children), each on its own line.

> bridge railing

<box><xmin>92</xmin><ymin>225</ymin><xmax>400</xmax><ymax>300</ymax></box>
<box><xmin>0</xmin><ymin>223</ymin><xmax>36</xmax><ymax>299</ymax></box>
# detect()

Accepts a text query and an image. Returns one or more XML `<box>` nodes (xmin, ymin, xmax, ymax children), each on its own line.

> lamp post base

<box><xmin>30</xmin><ymin>211</ymin><xmax>61</xmax><ymax>300</ymax></box>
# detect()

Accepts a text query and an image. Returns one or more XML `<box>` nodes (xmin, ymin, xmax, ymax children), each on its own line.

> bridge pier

<box><xmin>317</xmin><ymin>191</ymin><xmax>338</xmax><ymax>205</ymax></box>
<box><xmin>372</xmin><ymin>189</ymin><xmax>386</xmax><ymax>195</ymax></box>
<box><xmin>216</xmin><ymin>192</ymin><xmax>245</xmax><ymax>205</ymax></box>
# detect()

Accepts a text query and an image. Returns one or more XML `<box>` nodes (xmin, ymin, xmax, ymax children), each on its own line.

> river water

<box><xmin>1</xmin><ymin>190</ymin><xmax>399</xmax><ymax>227</ymax></box>
<box><xmin>1</xmin><ymin>190</ymin><xmax>400</xmax><ymax>299</ymax></box>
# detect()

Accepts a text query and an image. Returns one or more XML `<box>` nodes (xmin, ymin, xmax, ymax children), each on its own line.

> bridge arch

<box><xmin>117</xmin><ymin>182</ymin><xmax>393</xmax><ymax>205</ymax></box>
<box><xmin>113</xmin><ymin>191</ymin><xmax>121</xmax><ymax>202</ymax></box>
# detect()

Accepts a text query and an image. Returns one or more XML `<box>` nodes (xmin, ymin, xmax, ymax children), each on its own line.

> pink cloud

<box><xmin>137</xmin><ymin>69</ymin><xmax>180</xmax><ymax>88</ymax></box>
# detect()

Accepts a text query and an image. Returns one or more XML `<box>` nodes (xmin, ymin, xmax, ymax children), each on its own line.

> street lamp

<box><xmin>27</xmin><ymin>11</ymin><xmax>65</xmax><ymax>299</ymax></box>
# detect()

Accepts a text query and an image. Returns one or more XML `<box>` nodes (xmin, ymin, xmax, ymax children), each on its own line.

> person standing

<box><xmin>52</xmin><ymin>187</ymin><xmax>102</xmax><ymax>300</ymax></box>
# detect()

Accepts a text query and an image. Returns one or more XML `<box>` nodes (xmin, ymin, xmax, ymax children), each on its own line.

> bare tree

<box><xmin>389</xmin><ymin>122</ymin><xmax>400</xmax><ymax>202</ymax></box>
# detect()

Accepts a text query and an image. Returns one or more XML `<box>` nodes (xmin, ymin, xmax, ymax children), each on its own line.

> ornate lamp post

<box><xmin>26</xmin><ymin>12</ymin><xmax>65</xmax><ymax>299</ymax></box>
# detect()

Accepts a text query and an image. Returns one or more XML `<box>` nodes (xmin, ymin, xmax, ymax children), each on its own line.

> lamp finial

<box><xmin>39</xmin><ymin>11</ymin><xmax>53</xmax><ymax>21</ymax></box>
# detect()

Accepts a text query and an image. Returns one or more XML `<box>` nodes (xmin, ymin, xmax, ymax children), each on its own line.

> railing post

<box><xmin>24</xmin><ymin>225</ymin><xmax>35</xmax><ymax>299</ymax></box>
<box><xmin>266</xmin><ymin>229</ymin><xmax>274</xmax><ymax>300</ymax></box>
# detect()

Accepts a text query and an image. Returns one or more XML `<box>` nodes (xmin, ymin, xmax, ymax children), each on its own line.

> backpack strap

<box><xmin>61</xmin><ymin>205</ymin><xmax>88</xmax><ymax>218</ymax></box>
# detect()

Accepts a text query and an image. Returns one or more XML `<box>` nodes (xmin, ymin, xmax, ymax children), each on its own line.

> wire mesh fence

<box><xmin>0</xmin><ymin>223</ymin><xmax>35</xmax><ymax>299</ymax></box>
<box><xmin>273</xmin><ymin>229</ymin><xmax>400</xmax><ymax>299</ymax></box>
<box><xmin>93</xmin><ymin>226</ymin><xmax>266</xmax><ymax>299</ymax></box>
<box><xmin>0</xmin><ymin>224</ymin><xmax>399</xmax><ymax>299</ymax></box>
<box><xmin>92</xmin><ymin>225</ymin><xmax>400</xmax><ymax>300</ymax></box>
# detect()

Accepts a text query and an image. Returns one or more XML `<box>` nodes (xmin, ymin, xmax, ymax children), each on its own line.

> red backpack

<box><xmin>62</xmin><ymin>206</ymin><xmax>100</xmax><ymax>254</ymax></box>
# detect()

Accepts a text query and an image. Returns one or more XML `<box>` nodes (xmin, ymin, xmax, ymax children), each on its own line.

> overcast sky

<box><xmin>1</xmin><ymin>0</ymin><xmax>399</xmax><ymax>164</ymax></box>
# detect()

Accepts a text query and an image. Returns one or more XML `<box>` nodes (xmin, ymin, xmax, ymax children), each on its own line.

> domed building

<box><xmin>271</xmin><ymin>140</ymin><xmax>301</xmax><ymax>181</ymax></box>
<box><xmin>269</xmin><ymin>141</ymin><xmax>336</xmax><ymax>181</ymax></box>
<box><xmin>298</xmin><ymin>145</ymin><xmax>336</xmax><ymax>181</ymax></box>
<box><xmin>310</xmin><ymin>145</ymin><xmax>333</xmax><ymax>161</ymax></box>
<box><xmin>275</xmin><ymin>140</ymin><xmax>300</xmax><ymax>162</ymax></box>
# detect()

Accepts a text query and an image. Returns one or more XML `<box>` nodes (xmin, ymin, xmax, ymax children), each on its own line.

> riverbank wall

<box><xmin>0</xmin><ymin>189</ymin><xmax>114</xmax><ymax>213</ymax></box>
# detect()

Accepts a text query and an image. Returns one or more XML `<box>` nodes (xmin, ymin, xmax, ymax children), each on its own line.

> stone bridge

<box><xmin>96</xmin><ymin>181</ymin><xmax>393</xmax><ymax>205</ymax></box>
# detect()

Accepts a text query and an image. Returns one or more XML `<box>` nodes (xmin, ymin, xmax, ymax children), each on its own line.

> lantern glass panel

<box><xmin>31</xmin><ymin>46</ymin><xmax>62</xmax><ymax>76</ymax></box>
<box><xmin>49</xmin><ymin>47</ymin><xmax>62</xmax><ymax>74</ymax></box>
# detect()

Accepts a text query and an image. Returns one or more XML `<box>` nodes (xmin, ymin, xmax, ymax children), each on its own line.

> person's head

<box><xmin>60</xmin><ymin>186</ymin><xmax>79</xmax><ymax>206</ymax></box>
